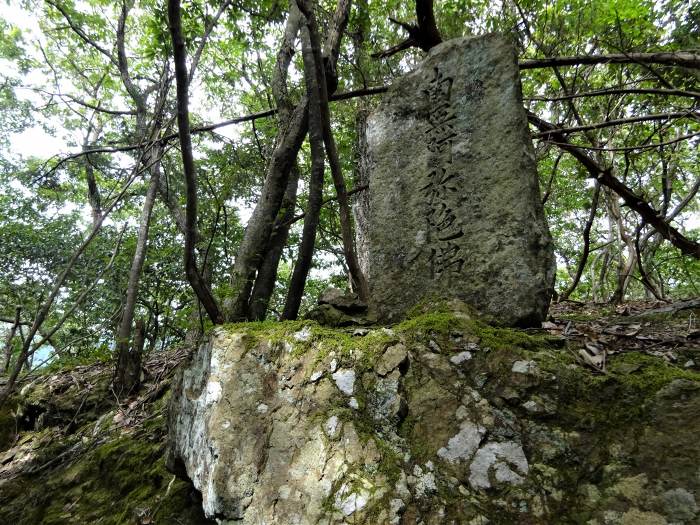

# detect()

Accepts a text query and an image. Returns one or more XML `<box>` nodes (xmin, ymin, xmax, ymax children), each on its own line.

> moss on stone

<box><xmin>0</xmin><ymin>375</ymin><xmax>212</xmax><ymax>525</ymax></box>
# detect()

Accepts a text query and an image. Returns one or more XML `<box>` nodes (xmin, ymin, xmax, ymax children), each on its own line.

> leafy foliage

<box><xmin>0</xmin><ymin>0</ymin><xmax>697</xmax><ymax>379</ymax></box>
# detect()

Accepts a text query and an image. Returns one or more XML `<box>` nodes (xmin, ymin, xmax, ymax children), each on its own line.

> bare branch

<box><xmin>541</xmin><ymin>131</ymin><xmax>700</xmax><ymax>152</ymax></box>
<box><xmin>525</xmin><ymin>86</ymin><xmax>700</xmax><ymax>102</ymax></box>
<box><xmin>189</xmin><ymin>0</ymin><xmax>233</xmax><ymax>84</ymax></box>
<box><xmin>532</xmin><ymin>111</ymin><xmax>700</xmax><ymax>138</ymax></box>
<box><xmin>519</xmin><ymin>51</ymin><xmax>700</xmax><ymax>70</ymax></box>
<box><xmin>527</xmin><ymin>111</ymin><xmax>700</xmax><ymax>259</ymax></box>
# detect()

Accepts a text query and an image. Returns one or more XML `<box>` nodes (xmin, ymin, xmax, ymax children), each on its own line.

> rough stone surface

<box><xmin>363</xmin><ymin>34</ymin><xmax>555</xmax><ymax>326</ymax></box>
<box><xmin>317</xmin><ymin>287</ymin><xmax>367</xmax><ymax>313</ymax></box>
<box><xmin>662</xmin><ymin>488</ymin><xmax>698</xmax><ymax>522</ymax></box>
<box><xmin>165</xmin><ymin>302</ymin><xmax>700</xmax><ymax>525</ymax></box>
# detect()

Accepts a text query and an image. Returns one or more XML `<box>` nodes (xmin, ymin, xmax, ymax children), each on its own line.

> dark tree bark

<box><xmin>519</xmin><ymin>51</ymin><xmax>700</xmax><ymax>70</ymax></box>
<box><xmin>282</xmin><ymin>22</ymin><xmax>327</xmax><ymax>320</ymax></box>
<box><xmin>168</xmin><ymin>0</ymin><xmax>223</xmax><ymax>324</ymax></box>
<box><xmin>226</xmin><ymin>0</ymin><xmax>351</xmax><ymax>321</ymax></box>
<box><xmin>373</xmin><ymin>0</ymin><xmax>442</xmax><ymax>58</ymax></box>
<box><xmin>249</xmin><ymin>166</ymin><xmax>300</xmax><ymax>320</ymax></box>
<box><xmin>297</xmin><ymin>0</ymin><xmax>369</xmax><ymax>300</ymax></box>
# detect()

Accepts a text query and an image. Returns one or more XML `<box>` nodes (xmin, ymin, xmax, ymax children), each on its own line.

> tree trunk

<box><xmin>226</xmin><ymin>0</ymin><xmax>351</xmax><ymax>321</ymax></box>
<box><xmin>298</xmin><ymin>0</ymin><xmax>369</xmax><ymax>300</ymax></box>
<box><xmin>2</xmin><ymin>307</ymin><xmax>21</xmax><ymax>373</ymax></box>
<box><xmin>114</xmin><ymin>163</ymin><xmax>159</xmax><ymax>396</ymax></box>
<box><xmin>115</xmin><ymin>318</ymin><xmax>145</xmax><ymax>397</ymax></box>
<box><xmin>226</xmin><ymin>100</ymin><xmax>309</xmax><ymax>321</ymax></box>
<box><xmin>249</xmin><ymin>166</ymin><xmax>300</xmax><ymax>320</ymax></box>
<box><xmin>247</xmin><ymin>2</ymin><xmax>303</xmax><ymax>321</ymax></box>
<box><xmin>169</xmin><ymin>0</ymin><xmax>223</xmax><ymax>324</ymax></box>
<box><xmin>282</xmin><ymin>23</ymin><xmax>326</xmax><ymax>320</ymax></box>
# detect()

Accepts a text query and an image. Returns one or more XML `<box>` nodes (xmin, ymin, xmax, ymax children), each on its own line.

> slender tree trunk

<box><xmin>114</xmin><ymin>164</ymin><xmax>159</xmax><ymax>396</ymax></box>
<box><xmin>298</xmin><ymin>0</ymin><xmax>369</xmax><ymax>300</ymax></box>
<box><xmin>635</xmin><ymin>225</ymin><xmax>665</xmax><ymax>301</ymax></box>
<box><xmin>115</xmin><ymin>318</ymin><xmax>145</xmax><ymax>397</ymax></box>
<box><xmin>2</xmin><ymin>307</ymin><xmax>21</xmax><ymax>373</ymax></box>
<box><xmin>560</xmin><ymin>182</ymin><xmax>601</xmax><ymax>300</ymax></box>
<box><xmin>226</xmin><ymin>0</ymin><xmax>351</xmax><ymax>321</ymax></box>
<box><xmin>606</xmin><ymin>189</ymin><xmax>636</xmax><ymax>304</ymax></box>
<box><xmin>282</xmin><ymin>24</ymin><xmax>326</xmax><ymax>320</ymax></box>
<box><xmin>169</xmin><ymin>0</ymin><xmax>223</xmax><ymax>324</ymax></box>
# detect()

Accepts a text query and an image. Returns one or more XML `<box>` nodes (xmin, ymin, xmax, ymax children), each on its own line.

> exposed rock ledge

<box><xmin>166</xmin><ymin>301</ymin><xmax>700</xmax><ymax>524</ymax></box>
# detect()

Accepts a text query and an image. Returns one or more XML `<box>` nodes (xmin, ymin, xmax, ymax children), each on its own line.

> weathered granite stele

<box><xmin>364</xmin><ymin>34</ymin><xmax>555</xmax><ymax>326</ymax></box>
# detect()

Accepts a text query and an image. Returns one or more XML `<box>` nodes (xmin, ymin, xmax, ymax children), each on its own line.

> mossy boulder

<box><xmin>166</xmin><ymin>300</ymin><xmax>700</xmax><ymax>524</ymax></box>
<box><xmin>0</xmin><ymin>358</ymin><xmax>213</xmax><ymax>525</ymax></box>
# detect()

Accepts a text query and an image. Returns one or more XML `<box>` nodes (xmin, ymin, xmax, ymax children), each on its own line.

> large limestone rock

<box><xmin>166</xmin><ymin>303</ymin><xmax>700</xmax><ymax>524</ymax></box>
<box><xmin>364</xmin><ymin>34</ymin><xmax>555</xmax><ymax>326</ymax></box>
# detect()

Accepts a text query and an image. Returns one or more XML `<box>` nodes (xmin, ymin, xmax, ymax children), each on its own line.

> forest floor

<box><xmin>546</xmin><ymin>298</ymin><xmax>699</xmax><ymax>373</ymax></box>
<box><xmin>0</xmin><ymin>298</ymin><xmax>697</xmax><ymax>524</ymax></box>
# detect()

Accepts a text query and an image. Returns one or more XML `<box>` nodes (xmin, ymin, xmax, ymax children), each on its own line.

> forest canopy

<box><xmin>0</xmin><ymin>0</ymin><xmax>698</xmax><ymax>399</ymax></box>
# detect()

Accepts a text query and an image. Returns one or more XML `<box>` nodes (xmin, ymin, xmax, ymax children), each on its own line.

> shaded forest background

<box><xmin>0</xmin><ymin>0</ymin><xmax>698</xmax><ymax>399</ymax></box>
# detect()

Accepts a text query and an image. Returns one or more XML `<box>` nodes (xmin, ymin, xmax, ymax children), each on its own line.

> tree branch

<box><xmin>45</xmin><ymin>0</ymin><xmax>117</xmax><ymax>65</ymax></box>
<box><xmin>189</xmin><ymin>0</ymin><xmax>233</xmax><ymax>84</ymax></box>
<box><xmin>527</xmin><ymin>111</ymin><xmax>700</xmax><ymax>259</ymax></box>
<box><xmin>519</xmin><ymin>51</ymin><xmax>700</xmax><ymax>70</ymax></box>
<box><xmin>117</xmin><ymin>0</ymin><xmax>146</xmax><ymax>112</ymax></box>
<box><xmin>532</xmin><ymin>110</ymin><xmax>699</xmax><ymax>138</ymax></box>
<box><xmin>542</xmin><ymin>131</ymin><xmax>700</xmax><ymax>152</ymax></box>
<box><xmin>525</xmin><ymin>86</ymin><xmax>700</xmax><ymax>102</ymax></box>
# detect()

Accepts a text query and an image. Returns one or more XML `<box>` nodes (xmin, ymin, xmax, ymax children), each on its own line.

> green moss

<box><xmin>397</xmin><ymin>301</ymin><xmax>555</xmax><ymax>353</ymax></box>
<box><xmin>0</xmin><ymin>388</ymin><xmax>212</xmax><ymax>525</ymax></box>
<box><xmin>223</xmin><ymin>319</ymin><xmax>395</xmax><ymax>372</ymax></box>
<box><xmin>606</xmin><ymin>352</ymin><xmax>700</xmax><ymax>394</ymax></box>
<box><xmin>534</xmin><ymin>348</ymin><xmax>700</xmax><ymax>429</ymax></box>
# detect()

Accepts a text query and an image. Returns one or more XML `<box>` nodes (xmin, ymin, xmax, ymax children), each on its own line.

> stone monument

<box><xmin>364</xmin><ymin>34</ymin><xmax>555</xmax><ymax>326</ymax></box>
